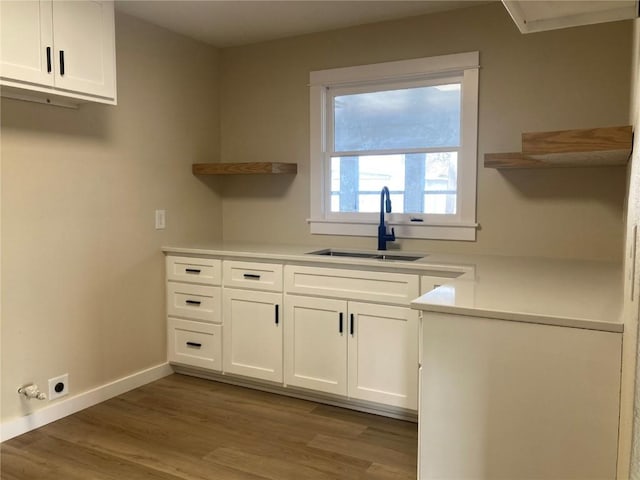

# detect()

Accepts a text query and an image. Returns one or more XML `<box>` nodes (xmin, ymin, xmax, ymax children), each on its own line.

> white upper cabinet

<box><xmin>0</xmin><ymin>0</ymin><xmax>116</xmax><ymax>105</ymax></box>
<box><xmin>0</xmin><ymin>1</ymin><xmax>53</xmax><ymax>86</ymax></box>
<box><xmin>51</xmin><ymin>1</ymin><xmax>116</xmax><ymax>99</ymax></box>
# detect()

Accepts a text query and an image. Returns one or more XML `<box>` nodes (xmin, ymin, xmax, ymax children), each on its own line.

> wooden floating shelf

<box><xmin>484</xmin><ymin>126</ymin><xmax>633</xmax><ymax>169</ymax></box>
<box><xmin>192</xmin><ymin>162</ymin><xmax>298</xmax><ymax>175</ymax></box>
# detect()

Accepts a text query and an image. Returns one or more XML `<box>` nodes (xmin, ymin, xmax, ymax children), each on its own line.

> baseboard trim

<box><xmin>172</xmin><ymin>365</ymin><xmax>418</xmax><ymax>423</ymax></box>
<box><xmin>1</xmin><ymin>362</ymin><xmax>174</xmax><ymax>442</ymax></box>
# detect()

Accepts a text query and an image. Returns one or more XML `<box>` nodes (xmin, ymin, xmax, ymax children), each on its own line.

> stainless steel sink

<box><xmin>307</xmin><ymin>249</ymin><xmax>423</xmax><ymax>262</ymax></box>
<box><xmin>372</xmin><ymin>253</ymin><xmax>424</xmax><ymax>261</ymax></box>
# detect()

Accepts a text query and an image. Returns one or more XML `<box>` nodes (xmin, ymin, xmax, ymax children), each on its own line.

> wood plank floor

<box><xmin>1</xmin><ymin>374</ymin><xmax>418</xmax><ymax>479</ymax></box>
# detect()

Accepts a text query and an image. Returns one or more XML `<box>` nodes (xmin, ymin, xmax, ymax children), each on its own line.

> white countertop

<box><xmin>411</xmin><ymin>254</ymin><xmax>623</xmax><ymax>333</ymax></box>
<box><xmin>162</xmin><ymin>242</ymin><xmax>624</xmax><ymax>333</ymax></box>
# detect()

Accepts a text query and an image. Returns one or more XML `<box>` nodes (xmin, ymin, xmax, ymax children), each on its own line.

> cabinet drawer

<box><xmin>284</xmin><ymin>265</ymin><xmax>419</xmax><ymax>305</ymax></box>
<box><xmin>167</xmin><ymin>283</ymin><xmax>221</xmax><ymax>323</ymax></box>
<box><xmin>166</xmin><ymin>256</ymin><xmax>221</xmax><ymax>285</ymax></box>
<box><xmin>223</xmin><ymin>260</ymin><xmax>283</xmax><ymax>291</ymax></box>
<box><xmin>168</xmin><ymin>318</ymin><xmax>221</xmax><ymax>371</ymax></box>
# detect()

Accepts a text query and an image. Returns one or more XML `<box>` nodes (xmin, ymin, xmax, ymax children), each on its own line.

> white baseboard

<box><xmin>1</xmin><ymin>362</ymin><xmax>174</xmax><ymax>442</ymax></box>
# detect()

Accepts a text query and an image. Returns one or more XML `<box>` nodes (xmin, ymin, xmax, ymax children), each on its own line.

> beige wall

<box><xmin>219</xmin><ymin>2</ymin><xmax>631</xmax><ymax>261</ymax></box>
<box><xmin>0</xmin><ymin>13</ymin><xmax>222</xmax><ymax>421</ymax></box>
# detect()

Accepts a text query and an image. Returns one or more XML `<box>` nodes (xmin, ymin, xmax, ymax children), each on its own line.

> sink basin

<box><xmin>307</xmin><ymin>249</ymin><xmax>423</xmax><ymax>262</ymax></box>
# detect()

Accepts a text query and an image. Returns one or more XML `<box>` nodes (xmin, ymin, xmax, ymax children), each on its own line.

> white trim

<box><xmin>458</xmin><ymin>66</ymin><xmax>479</xmax><ymax>226</ymax></box>
<box><xmin>1</xmin><ymin>362</ymin><xmax>173</xmax><ymax>442</ymax></box>
<box><xmin>308</xmin><ymin>219</ymin><xmax>477</xmax><ymax>241</ymax></box>
<box><xmin>310</xmin><ymin>84</ymin><xmax>327</xmax><ymax>222</ymax></box>
<box><xmin>310</xmin><ymin>52</ymin><xmax>479</xmax><ymax>86</ymax></box>
<box><xmin>502</xmin><ymin>0</ymin><xmax>638</xmax><ymax>34</ymax></box>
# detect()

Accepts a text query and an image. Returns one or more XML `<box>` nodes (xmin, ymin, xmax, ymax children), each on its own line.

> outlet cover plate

<box><xmin>48</xmin><ymin>374</ymin><xmax>69</xmax><ymax>400</ymax></box>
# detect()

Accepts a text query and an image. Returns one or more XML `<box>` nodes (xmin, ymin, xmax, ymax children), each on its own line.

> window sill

<box><xmin>307</xmin><ymin>219</ymin><xmax>478</xmax><ymax>241</ymax></box>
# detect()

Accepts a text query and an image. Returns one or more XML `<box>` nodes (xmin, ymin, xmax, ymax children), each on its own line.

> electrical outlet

<box><xmin>155</xmin><ymin>209</ymin><xmax>166</xmax><ymax>230</ymax></box>
<box><xmin>48</xmin><ymin>374</ymin><xmax>69</xmax><ymax>400</ymax></box>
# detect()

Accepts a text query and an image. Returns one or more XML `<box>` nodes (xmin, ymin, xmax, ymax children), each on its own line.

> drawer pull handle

<box><xmin>185</xmin><ymin>299</ymin><xmax>201</xmax><ymax>306</ymax></box>
<box><xmin>185</xmin><ymin>268</ymin><xmax>201</xmax><ymax>274</ymax></box>
<box><xmin>275</xmin><ymin>304</ymin><xmax>279</xmax><ymax>325</ymax></box>
<box><xmin>59</xmin><ymin>50</ymin><xmax>65</xmax><ymax>76</ymax></box>
<box><xmin>244</xmin><ymin>274</ymin><xmax>261</xmax><ymax>280</ymax></box>
<box><xmin>350</xmin><ymin>313</ymin><xmax>355</xmax><ymax>336</ymax></box>
<box><xmin>46</xmin><ymin>47</ymin><xmax>52</xmax><ymax>73</ymax></box>
<box><xmin>339</xmin><ymin>312</ymin><xmax>344</xmax><ymax>334</ymax></box>
<box><xmin>186</xmin><ymin>341</ymin><xmax>202</xmax><ymax>348</ymax></box>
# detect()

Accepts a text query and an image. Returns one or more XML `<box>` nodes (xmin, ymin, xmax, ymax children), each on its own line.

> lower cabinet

<box><xmin>222</xmin><ymin>288</ymin><xmax>283</xmax><ymax>382</ymax></box>
<box><xmin>284</xmin><ymin>295</ymin><xmax>347</xmax><ymax>395</ymax></box>
<box><xmin>168</xmin><ymin>318</ymin><xmax>222</xmax><ymax>371</ymax></box>
<box><xmin>348</xmin><ymin>301</ymin><xmax>419</xmax><ymax>409</ymax></box>
<box><xmin>284</xmin><ymin>294</ymin><xmax>419</xmax><ymax>409</ymax></box>
<box><xmin>165</xmin><ymin>255</ymin><xmax>435</xmax><ymax>413</ymax></box>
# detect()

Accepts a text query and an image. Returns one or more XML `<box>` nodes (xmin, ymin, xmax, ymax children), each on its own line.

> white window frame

<box><xmin>308</xmin><ymin>51</ymin><xmax>479</xmax><ymax>241</ymax></box>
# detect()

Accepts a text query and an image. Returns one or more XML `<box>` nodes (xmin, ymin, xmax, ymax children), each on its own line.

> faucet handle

<box><xmin>389</xmin><ymin>227</ymin><xmax>396</xmax><ymax>241</ymax></box>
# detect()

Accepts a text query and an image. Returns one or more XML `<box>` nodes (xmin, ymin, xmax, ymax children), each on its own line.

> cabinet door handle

<box><xmin>46</xmin><ymin>47</ymin><xmax>52</xmax><ymax>73</ymax></box>
<box><xmin>185</xmin><ymin>268</ymin><xmax>201</xmax><ymax>274</ymax></box>
<box><xmin>339</xmin><ymin>312</ymin><xmax>344</xmax><ymax>334</ymax></box>
<box><xmin>243</xmin><ymin>273</ymin><xmax>261</xmax><ymax>280</ymax></box>
<box><xmin>59</xmin><ymin>50</ymin><xmax>65</xmax><ymax>76</ymax></box>
<box><xmin>185</xmin><ymin>299</ymin><xmax>201</xmax><ymax>306</ymax></box>
<box><xmin>350</xmin><ymin>313</ymin><xmax>354</xmax><ymax>336</ymax></box>
<box><xmin>186</xmin><ymin>341</ymin><xmax>202</xmax><ymax>348</ymax></box>
<box><xmin>275</xmin><ymin>304</ymin><xmax>279</xmax><ymax>325</ymax></box>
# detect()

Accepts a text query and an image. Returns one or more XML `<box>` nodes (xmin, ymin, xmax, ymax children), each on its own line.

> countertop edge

<box><xmin>161</xmin><ymin>245</ymin><xmax>474</xmax><ymax>275</ymax></box>
<box><xmin>163</xmin><ymin>243</ymin><xmax>623</xmax><ymax>333</ymax></box>
<box><xmin>409</xmin><ymin>301</ymin><xmax>624</xmax><ymax>333</ymax></box>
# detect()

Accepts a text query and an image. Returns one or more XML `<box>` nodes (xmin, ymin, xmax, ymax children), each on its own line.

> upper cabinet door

<box><xmin>52</xmin><ymin>0</ymin><xmax>116</xmax><ymax>100</ymax></box>
<box><xmin>0</xmin><ymin>0</ymin><xmax>54</xmax><ymax>86</ymax></box>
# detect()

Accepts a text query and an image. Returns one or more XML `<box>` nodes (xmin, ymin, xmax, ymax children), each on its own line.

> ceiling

<box><xmin>114</xmin><ymin>0</ymin><xmax>489</xmax><ymax>48</ymax></box>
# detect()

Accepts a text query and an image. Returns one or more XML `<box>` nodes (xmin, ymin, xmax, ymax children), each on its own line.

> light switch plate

<box><xmin>155</xmin><ymin>209</ymin><xmax>166</xmax><ymax>230</ymax></box>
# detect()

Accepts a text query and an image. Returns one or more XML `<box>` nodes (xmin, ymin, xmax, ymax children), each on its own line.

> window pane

<box><xmin>330</xmin><ymin>152</ymin><xmax>457</xmax><ymax>215</ymax></box>
<box><xmin>331</xmin><ymin>154</ymin><xmax>405</xmax><ymax>213</ymax></box>
<box><xmin>424</xmin><ymin>194</ymin><xmax>457</xmax><ymax>214</ymax></box>
<box><xmin>425</xmin><ymin>152</ymin><xmax>457</xmax><ymax>214</ymax></box>
<box><xmin>334</xmin><ymin>84</ymin><xmax>461</xmax><ymax>152</ymax></box>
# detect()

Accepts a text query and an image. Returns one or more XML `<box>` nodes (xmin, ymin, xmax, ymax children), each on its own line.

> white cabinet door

<box><xmin>51</xmin><ymin>0</ymin><xmax>115</xmax><ymax>99</ymax></box>
<box><xmin>223</xmin><ymin>289</ymin><xmax>283</xmax><ymax>383</ymax></box>
<box><xmin>0</xmin><ymin>0</ymin><xmax>53</xmax><ymax>85</ymax></box>
<box><xmin>284</xmin><ymin>295</ymin><xmax>347</xmax><ymax>395</ymax></box>
<box><xmin>0</xmin><ymin>0</ymin><xmax>116</xmax><ymax>104</ymax></box>
<box><xmin>348</xmin><ymin>302</ymin><xmax>419</xmax><ymax>409</ymax></box>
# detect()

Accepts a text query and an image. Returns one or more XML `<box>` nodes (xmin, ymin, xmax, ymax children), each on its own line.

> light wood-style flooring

<box><xmin>1</xmin><ymin>374</ymin><xmax>418</xmax><ymax>479</ymax></box>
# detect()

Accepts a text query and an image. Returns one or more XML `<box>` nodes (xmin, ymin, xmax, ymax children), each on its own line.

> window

<box><xmin>309</xmin><ymin>52</ymin><xmax>479</xmax><ymax>241</ymax></box>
